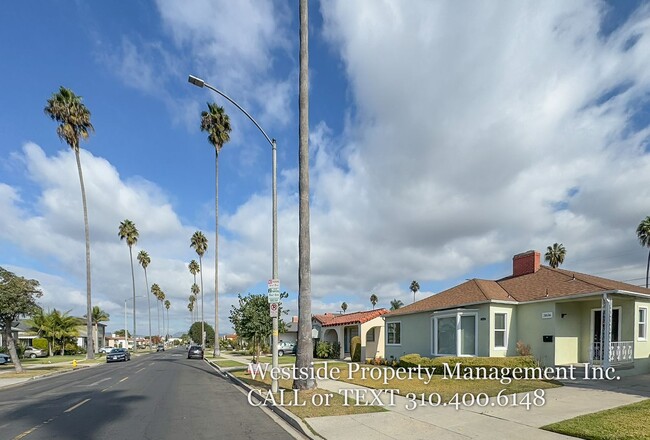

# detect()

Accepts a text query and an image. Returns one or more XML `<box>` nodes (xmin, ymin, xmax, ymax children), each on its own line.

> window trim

<box><xmin>431</xmin><ymin>311</ymin><xmax>478</xmax><ymax>357</ymax></box>
<box><xmin>386</xmin><ymin>321</ymin><xmax>402</xmax><ymax>346</ymax></box>
<box><xmin>639</xmin><ymin>307</ymin><xmax>648</xmax><ymax>341</ymax></box>
<box><xmin>494</xmin><ymin>312</ymin><xmax>508</xmax><ymax>350</ymax></box>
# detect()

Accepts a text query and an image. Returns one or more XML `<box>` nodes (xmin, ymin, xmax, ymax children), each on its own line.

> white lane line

<box><xmin>82</xmin><ymin>377</ymin><xmax>112</xmax><ymax>387</ymax></box>
<box><xmin>119</xmin><ymin>376</ymin><xmax>129</xmax><ymax>383</ymax></box>
<box><xmin>64</xmin><ymin>398</ymin><xmax>91</xmax><ymax>413</ymax></box>
<box><xmin>149</xmin><ymin>362</ymin><xmax>155</xmax><ymax>366</ymax></box>
<box><xmin>135</xmin><ymin>367</ymin><xmax>145</xmax><ymax>374</ymax></box>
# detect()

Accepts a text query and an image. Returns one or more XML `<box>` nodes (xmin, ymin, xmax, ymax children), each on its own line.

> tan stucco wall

<box><xmin>361</xmin><ymin>317</ymin><xmax>385</xmax><ymax>360</ymax></box>
<box><xmin>516</xmin><ymin>302</ymin><xmax>557</xmax><ymax>366</ymax></box>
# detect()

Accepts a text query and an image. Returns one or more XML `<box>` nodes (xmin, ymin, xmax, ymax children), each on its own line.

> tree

<box><xmin>341</xmin><ymin>302</ymin><xmax>348</xmax><ymax>314</ymax></box>
<box><xmin>191</xmin><ymin>284</ymin><xmax>200</xmax><ymax>322</ymax></box>
<box><xmin>151</xmin><ymin>283</ymin><xmax>162</xmax><ymax>339</ymax></box>
<box><xmin>188</xmin><ymin>260</ymin><xmax>200</xmax><ymax>328</ymax></box>
<box><xmin>114</xmin><ymin>329</ymin><xmax>131</xmax><ymax>338</ymax></box>
<box><xmin>190</xmin><ymin>231</ymin><xmax>208</xmax><ymax>349</ymax></box>
<box><xmin>44</xmin><ymin>86</ymin><xmax>95</xmax><ymax>359</ymax></box>
<box><xmin>28</xmin><ymin>308</ymin><xmax>55</xmax><ymax>356</ymax></box>
<box><xmin>545</xmin><ymin>243</ymin><xmax>567</xmax><ymax>269</ymax></box>
<box><xmin>201</xmin><ymin>102</ymin><xmax>232</xmax><ymax>357</ymax></box>
<box><xmin>188</xmin><ymin>322</ymin><xmax>214</xmax><ymax>348</ymax></box>
<box><xmin>637</xmin><ymin>216</ymin><xmax>650</xmax><ymax>288</ymax></box>
<box><xmin>118</xmin><ymin>219</ymin><xmax>139</xmax><ymax>352</ymax></box>
<box><xmin>230</xmin><ymin>292</ymin><xmax>288</xmax><ymax>362</ymax></box>
<box><xmin>158</xmin><ymin>289</ymin><xmax>166</xmax><ymax>342</ymax></box>
<box><xmin>294</xmin><ymin>0</ymin><xmax>315</xmax><ymax>391</ymax></box>
<box><xmin>49</xmin><ymin>309</ymin><xmax>80</xmax><ymax>355</ymax></box>
<box><xmin>84</xmin><ymin>306</ymin><xmax>109</xmax><ymax>353</ymax></box>
<box><xmin>370</xmin><ymin>293</ymin><xmax>378</xmax><ymax>310</ymax></box>
<box><xmin>410</xmin><ymin>280</ymin><xmax>420</xmax><ymax>303</ymax></box>
<box><xmin>164</xmin><ymin>300</ymin><xmax>171</xmax><ymax>340</ymax></box>
<box><xmin>137</xmin><ymin>250</ymin><xmax>153</xmax><ymax>351</ymax></box>
<box><xmin>0</xmin><ymin>267</ymin><xmax>41</xmax><ymax>372</ymax></box>
<box><xmin>390</xmin><ymin>299</ymin><xmax>404</xmax><ymax>311</ymax></box>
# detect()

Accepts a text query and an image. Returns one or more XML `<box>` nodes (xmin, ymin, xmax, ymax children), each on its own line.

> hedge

<box><xmin>398</xmin><ymin>354</ymin><xmax>538</xmax><ymax>374</ymax></box>
<box><xmin>351</xmin><ymin>336</ymin><xmax>361</xmax><ymax>362</ymax></box>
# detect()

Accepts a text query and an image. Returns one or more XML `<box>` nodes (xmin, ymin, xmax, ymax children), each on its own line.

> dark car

<box><xmin>0</xmin><ymin>353</ymin><xmax>11</xmax><ymax>365</ymax></box>
<box><xmin>106</xmin><ymin>348</ymin><xmax>131</xmax><ymax>363</ymax></box>
<box><xmin>187</xmin><ymin>345</ymin><xmax>204</xmax><ymax>359</ymax></box>
<box><xmin>156</xmin><ymin>344</ymin><xmax>165</xmax><ymax>352</ymax></box>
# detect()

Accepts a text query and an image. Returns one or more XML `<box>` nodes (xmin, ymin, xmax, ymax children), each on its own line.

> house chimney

<box><xmin>292</xmin><ymin>316</ymin><xmax>298</xmax><ymax>323</ymax></box>
<box><xmin>513</xmin><ymin>250</ymin><xmax>540</xmax><ymax>277</ymax></box>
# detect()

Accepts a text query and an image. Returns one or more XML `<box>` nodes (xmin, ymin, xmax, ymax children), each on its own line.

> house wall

<box><xmin>554</xmin><ymin>302</ymin><xmax>583</xmax><ymax>365</ymax></box>
<box><xmin>516</xmin><ymin>302</ymin><xmax>557</xmax><ymax>366</ymax></box>
<box><xmin>360</xmin><ymin>317</ymin><xmax>385</xmax><ymax>360</ymax></box>
<box><xmin>488</xmin><ymin>304</ymin><xmax>518</xmax><ymax>357</ymax></box>
<box><xmin>635</xmin><ymin>298</ymin><xmax>650</xmax><ymax>373</ymax></box>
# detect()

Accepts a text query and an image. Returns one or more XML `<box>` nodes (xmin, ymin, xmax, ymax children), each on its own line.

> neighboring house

<box><xmin>384</xmin><ymin>250</ymin><xmax>650</xmax><ymax>375</ymax></box>
<box><xmin>0</xmin><ymin>323</ymin><xmax>20</xmax><ymax>348</ymax></box>
<box><xmin>75</xmin><ymin>323</ymin><xmax>107</xmax><ymax>352</ymax></box>
<box><xmin>279</xmin><ymin>316</ymin><xmax>299</xmax><ymax>345</ymax></box>
<box><xmin>313</xmin><ymin>309</ymin><xmax>389</xmax><ymax>360</ymax></box>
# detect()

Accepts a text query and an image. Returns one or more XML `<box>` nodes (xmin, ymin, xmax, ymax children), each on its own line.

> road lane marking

<box><xmin>149</xmin><ymin>362</ymin><xmax>155</xmax><ymax>366</ymax></box>
<box><xmin>135</xmin><ymin>367</ymin><xmax>145</xmax><ymax>374</ymax></box>
<box><xmin>119</xmin><ymin>376</ymin><xmax>129</xmax><ymax>383</ymax></box>
<box><xmin>12</xmin><ymin>417</ymin><xmax>57</xmax><ymax>440</ymax></box>
<box><xmin>81</xmin><ymin>377</ymin><xmax>111</xmax><ymax>387</ymax></box>
<box><xmin>64</xmin><ymin>398</ymin><xmax>91</xmax><ymax>413</ymax></box>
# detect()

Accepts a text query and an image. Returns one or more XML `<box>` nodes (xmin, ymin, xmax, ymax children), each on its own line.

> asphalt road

<box><xmin>0</xmin><ymin>348</ymin><xmax>296</xmax><ymax>440</ymax></box>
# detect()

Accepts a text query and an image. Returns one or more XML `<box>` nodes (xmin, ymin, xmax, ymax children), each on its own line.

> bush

<box><xmin>33</xmin><ymin>338</ymin><xmax>48</xmax><ymax>351</ymax></box>
<box><xmin>516</xmin><ymin>341</ymin><xmax>532</xmax><ymax>356</ymax></box>
<box><xmin>398</xmin><ymin>354</ymin><xmax>538</xmax><ymax>374</ymax></box>
<box><xmin>316</xmin><ymin>341</ymin><xmax>331</xmax><ymax>358</ymax></box>
<box><xmin>331</xmin><ymin>341</ymin><xmax>341</xmax><ymax>359</ymax></box>
<box><xmin>351</xmin><ymin>336</ymin><xmax>361</xmax><ymax>362</ymax></box>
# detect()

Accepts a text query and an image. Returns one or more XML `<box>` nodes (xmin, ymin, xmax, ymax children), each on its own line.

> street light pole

<box><xmin>188</xmin><ymin>75</ymin><xmax>279</xmax><ymax>393</ymax></box>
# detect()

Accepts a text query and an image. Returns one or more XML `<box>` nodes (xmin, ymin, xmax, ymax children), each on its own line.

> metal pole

<box><xmin>124</xmin><ymin>299</ymin><xmax>128</xmax><ymax>349</ymax></box>
<box><xmin>271</xmin><ymin>139</ymin><xmax>279</xmax><ymax>393</ymax></box>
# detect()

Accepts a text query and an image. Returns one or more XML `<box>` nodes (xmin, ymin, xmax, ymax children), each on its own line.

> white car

<box><xmin>98</xmin><ymin>347</ymin><xmax>110</xmax><ymax>354</ymax></box>
<box><xmin>277</xmin><ymin>341</ymin><xmax>296</xmax><ymax>357</ymax></box>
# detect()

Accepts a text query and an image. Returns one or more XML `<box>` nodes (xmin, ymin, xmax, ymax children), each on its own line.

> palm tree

<box><xmin>137</xmin><ymin>250</ymin><xmax>153</xmax><ymax>351</ymax></box>
<box><xmin>44</xmin><ymin>86</ymin><xmax>95</xmax><ymax>359</ymax></box>
<box><xmin>341</xmin><ymin>302</ymin><xmax>348</xmax><ymax>314</ymax></box>
<box><xmin>188</xmin><ymin>294</ymin><xmax>196</xmax><ymax>323</ymax></box>
<box><xmin>637</xmin><ymin>216</ymin><xmax>650</xmax><ymax>288</ymax></box>
<box><xmin>200</xmin><ymin>102</ymin><xmax>232</xmax><ymax>357</ymax></box>
<box><xmin>545</xmin><ymin>243</ymin><xmax>567</xmax><ymax>269</ymax></box>
<box><xmin>118</xmin><ymin>219</ymin><xmax>139</xmax><ymax>352</ymax></box>
<box><xmin>84</xmin><ymin>306</ymin><xmax>109</xmax><ymax>353</ymax></box>
<box><xmin>190</xmin><ymin>231</ymin><xmax>208</xmax><ymax>350</ymax></box>
<box><xmin>410</xmin><ymin>280</ymin><xmax>420</xmax><ymax>303</ymax></box>
<box><xmin>28</xmin><ymin>308</ymin><xmax>56</xmax><ymax>357</ymax></box>
<box><xmin>390</xmin><ymin>299</ymin><xmax>404</xmax><ymax>311</ymax></box>
<box><xmin>191</xmin><ymin>283</ymin><xmax>200</xmax><ymax>322</ymax></box>
<box><xmin>50</xmin><ymin>309</ymin><xmax>80</xmax><ymax>355</ymax></box>
<box><xmin>151</xmin><ymin>283</ymin><xmax>161</xmax><ymax>338</ymax></box>
<box><xmin>294</xmin><ymin>0</ymin><xmax>315</xmax><ymax>391</ymax></box>
<box><xmin>158</xmin><ymin>289</ymin><xmax>166</xmax><ymax>341</ymax></box>
<box><xmin>370</xmin><ymin>293</ymin><xmax>378</xmax><ymax>310</ymax></box>
<box><xmin>164</xmin><ymin>300</ymin><xmax>171</xmax><ymax>340</ymax></box>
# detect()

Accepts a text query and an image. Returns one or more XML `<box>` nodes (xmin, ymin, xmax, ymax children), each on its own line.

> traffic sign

<box><xmin>269</xmin><ymin>302</ymin><xmax>279</xmax><ymax>317</ymax></box>
<box><xmin>267</xmin><ymin>279</ymin><xmax>280</xmax><ymax>304</ymax></box>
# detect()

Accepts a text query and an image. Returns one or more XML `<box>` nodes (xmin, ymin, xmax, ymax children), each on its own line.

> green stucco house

<box><xmin>384</xmin><ymin>250</ymin><xmax>650</xmax><ymax>374</ymax></box>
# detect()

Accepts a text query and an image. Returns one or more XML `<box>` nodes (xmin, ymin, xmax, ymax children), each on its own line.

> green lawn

<box><xmin>257</xmin><ymin>355</ymin><xmax>296</xmax><ymax>365</ymax></box>
<box><xmin>20</xmin><ymin>355</ymin><xmax>102</xmax><ymax>365</ymax></box>
<box><xmin>214</xmin><ymin>359</ymin><xmax>247</xmax><ymax>368</ymax></box>
<box><xmin>543</xmin><ymin>399</ymin><xmax>650</xmax><ymax>440</ymax></box>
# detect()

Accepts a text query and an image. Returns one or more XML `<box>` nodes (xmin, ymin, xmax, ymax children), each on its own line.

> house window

<box><xmin>367</xmin><ymin>328</ymin><xmax>375</xmax><ymax>342</ymax></box>
<box><xmin>387</xmin><ymin>322</ymin><xmax>401</xmax><ymax>345</ymax></box>
<box><xmin>639</xmin><ymin>308</ymin><xmax>648</xmax><ymax>341</ymax></box>
<box><xmin>494</xmin><ymin>313</ymin><xmax>507</xmax><ymax>349</ymax></box>
<box><xmin>433</xmin><ymin>312</ymin><xmax>477</xmax><ymax>356</ymax></box>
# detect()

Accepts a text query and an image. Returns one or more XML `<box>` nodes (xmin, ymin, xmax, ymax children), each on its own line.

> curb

<box><xmin>0</xmin><ymin>362</ymin><xmax>103</xmax><ymax>391</ymax></box>
<box><xmin>206</xmin><ymin>359</ymin><xmax>322</xmax><ymax>440</ymax></box>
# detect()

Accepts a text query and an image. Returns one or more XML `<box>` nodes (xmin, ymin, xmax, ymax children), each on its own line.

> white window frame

<box><xmin>639</xmin><ymin>307</ymin><xmax>648</xmax><ymax>341</ymax></box>
<box><xmin>494</xmin><ymin>312</ymin><xmax>508</xmax><ymax>350</ymax></box>
<box><xmin>431</xmin><ymin>310</ymin><xmax>478</xmax><ymax>357</ymax></box>
<box><xmin>386</xmin><ymin>321</ymin><xmax>401</xmax><ymax>345</ymax></box>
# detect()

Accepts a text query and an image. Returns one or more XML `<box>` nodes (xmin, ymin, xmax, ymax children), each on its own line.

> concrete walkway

<box><xmin>217</xmin><ymin>353</ymin><xmax>650</xmax><ymax>439</ymax></box>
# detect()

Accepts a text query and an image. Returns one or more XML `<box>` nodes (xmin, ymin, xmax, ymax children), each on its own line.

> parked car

<box><xmin>106</xmin><ymin>348</ymin><xmax>131</xmax><ymax>363</ymax></box>
<box><xmin>277</xmin><ymin>341</ymin><xmax>296</xmax><ymax>357</ymax></box>
<box><xmin>187</xmin><ymin>345</ymin><xmax>204</xmax><ymax>359</ymax></box>
<box><xmin>24</xmin><ymin>346</ymin><xmax>47</xmax><ymax>358</ymax></box>
<box><xmin>156</xmin><ymin>344</ymin><xmax>165</xmax><ymax>352</ymax></box>
<box><xmin>0</xmin><ymin>353</ymin><xmax>11</xmax><ymax>365</ymax></box>
<box><xmin>98</xmin><ymin>347</ymin><xmax>110</xmax><ymax>354</ymax></box>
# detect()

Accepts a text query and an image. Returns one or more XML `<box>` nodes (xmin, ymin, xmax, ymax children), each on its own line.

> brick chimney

<box><xmin>292</xmin><ymin>316</ymin><xmax>298</xmax><ymax>323</ymax></box>
<box><xmin>513</xmin><ymin>250</ymin><xmax>540</xmax><ymax>277</ymax></box>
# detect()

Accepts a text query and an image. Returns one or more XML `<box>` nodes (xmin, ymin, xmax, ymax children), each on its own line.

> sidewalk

<box><xmin>217</xmin><ymin>353</ymin><xmax>650</xmax><ymax>440</ymax></box>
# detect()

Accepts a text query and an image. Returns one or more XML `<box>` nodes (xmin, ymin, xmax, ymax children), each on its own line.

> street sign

<box><xmin>267</xmin><ymin>279</ymin><xmax>280</xmax><ymax>304</ymax></box>
<box><xmin>269</xmin><ymin>302</ymin><xmax>279</xmax><ymax>317</ymax></box>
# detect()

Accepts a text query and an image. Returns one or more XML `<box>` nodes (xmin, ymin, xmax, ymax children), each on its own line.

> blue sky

<box><xmin>2</xmin><ymin>0</ymin><xmax>650</xmax><ymax>336</ymax></box>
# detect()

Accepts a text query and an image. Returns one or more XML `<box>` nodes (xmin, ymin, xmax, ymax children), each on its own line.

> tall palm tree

<box><xmin>164</xmin><ymin>300</ymin><xmax>171</xmax><ymax>339</ymax></box>
<box><xmin>370</xmin><ymin>293</ymin><xmax>378</xmax><ymax>310</ymax></box>
<box><xmin>137</xmin><ymin>250</ymin><xmax>152</xmax><ymax>351</ymax></box>
<box><xmin>84</xmin><ymin>306</ymin><xmax>109</xmax><ymax>353</ymax></box>
<box><xmin>190</xmin><ymin>231</ymin><xmax>208</xmax><ymax>351</ymax></box>
<box><xmin>390</xmin><ymin>299</ymin><xmax>404</xmax><ymax>311</ymax></box>
<box><xmin>410</xmin><ymin>280</ymin><xmax>420</xmax><ymax>303</ymax></box>
<box><xmin>191</xmin><ymin>284</ymin><xmax>200</xmax><ymax>321</ymax></box>
<box><xmin>188</xmin><ymin>294</ymin><xmax>196</xmax><ymax>323</ymax></box>
<box><xmin>545</xmin><ymin>243</ymin><xmax>567</xmax><ymax>269</ymax></box>
<box><xmin>341</xmin><ymin>302</ymin><xmax>348</xmax><ymax>314</ymax></box>
<box><xmin>44</xmin><ymin>86</ymin><xmax>95</xmax><ymax>359</ymax></box>
<box><xmin>118</xmin><ymin>219</ymin><xmax>139</xmax><ymax>352</ymax></box>
<box><xmin>200</xmin><ymin>102</ymin><xmax>232</xmax><ymax>357</ymax></box>
<box><xmin>637</xmin><ymin>216</ymin><xmax>650</xmax><ymax>288</ymax></box>
<box><xmin>151</xmin><ymin>283</ymin><xmax>161</xmax><ymax>339</ymax></box>
<box><xmin>158</xmin><ymin>289</ymin><xmax>166</xmax><ymax>341</ymax></box>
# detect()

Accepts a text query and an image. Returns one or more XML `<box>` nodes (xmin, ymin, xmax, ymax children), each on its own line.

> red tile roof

<box><xmin>314</xmin><ymin>309</ymin><xmax>389</xmax><ymax>327</ymax></box>
<box><xmin>387</xmin><ymin>265</ymin><xmax>650</xmax><ymax>317</ymax></box>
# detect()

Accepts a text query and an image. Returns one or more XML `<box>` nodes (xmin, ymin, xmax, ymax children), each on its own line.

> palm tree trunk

<box><xmin>129</xmin><ymin>245</ymin><xmax>137</xmax><ymax>352</ymax></box>
<box><xmin>214</xmin><ymin>150</ymin><xmax>220</xmax><ymax>357</ymax></box>
<box><xmin>145</xmin><ymin>268</ymin><xmax>152</xmax><ymax>351</ymax></box>
<box><xmin>294</xmin><ymin>0</ymin><xmax>316</xmax><ymax>390</ymax></box>
<box><xmin>646</xmin><ymin>249</ymin><xmax>649</xmax><ymax>289</ymax></box>
<box><xmin>75</xmin><ymin>150</ymin><xmax>94</xmax><ymax>360</ymax></box>
<box><xmin>161</xmin><ymin>300</ymin><xmax>165</xmax><ymax>341</ymax></box>
<box><xmin>199</xmin><ymin>256</ymin><xmax>205</xmax><ymax>352</ymax></box>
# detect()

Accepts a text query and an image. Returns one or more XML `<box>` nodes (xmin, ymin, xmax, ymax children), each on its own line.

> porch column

<box><xmin>336</xmin><ymin>327</ymin><xmax>344</xmax><ymax>360</ymax></box>
<box><xmin>360</xmin><ymin>324</ymin><xmax>366</xmax><ymax>362</ymax></box>
<box><xmin>602</xmin><ymin>293</ymin><xmax>613</xmax><ymax>369</ymax></box>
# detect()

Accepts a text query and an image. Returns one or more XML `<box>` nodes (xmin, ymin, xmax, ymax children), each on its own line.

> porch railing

<box><xmin>590</xmin><ymin>341</ymin><xmax>634</xmax><ymax>366</ymax></box>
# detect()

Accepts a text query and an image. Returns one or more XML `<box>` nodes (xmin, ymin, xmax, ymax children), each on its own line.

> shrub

<box><xmin>516</xmin><ymin>341</ymin><xmax>532</xmax><ymax>356</ymax></box>
<box><xmin>351</xmin><ymin>336</ymin><xmax>361</xmax><ymax>362</ymax></box>
<box><xmin>331</xmin><ymin>341</ymin><xmax>341</xmax><ymax>359</ymax></box>
<box><xmin>398</xmin><ymin>354</ymin><xmax>538</xmax><ymax>374</ymax></box>
<box><xmin>316</xmin><ymin>341</ymin><xmax>331</xmax><ymax>358</ymax></box>
<box><xmin>33</xmin><ymin>338</ymin><xmax>48</xmax><ymax>351</ymax></box>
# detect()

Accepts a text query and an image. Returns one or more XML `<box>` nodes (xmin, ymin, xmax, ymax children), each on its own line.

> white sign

<box><xmin>269</xmin><ymin>302</ymin><xmax>278</xmax><ymax>317</ymax></box>
<box><xmin>267</xmin><ymin>278</ymin><xmax>280</xmax><ymax>304</ymax></box>
<box><xmin>541</xmin><ymin>312</ymin><xmax>553</xmax><ymax>319</ymax></box>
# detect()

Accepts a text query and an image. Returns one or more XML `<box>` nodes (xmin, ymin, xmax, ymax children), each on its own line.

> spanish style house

<box><xmin>313</xmin><ymin>309</ymin><xmax>389</xmax><ymax>360</ymax></box>
<box><xmin>384</xmin><ymin>250</ymin><xmax>650</xmax><ymax>375</ymax></box>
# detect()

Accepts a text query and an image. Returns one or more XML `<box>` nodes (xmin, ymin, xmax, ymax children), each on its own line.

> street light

<box><xmin>188</xmin><ymin>74</ymin><xmax>279</xmax><ymax>392</ymax></box>
<box><xmin>124</xmin><ymin>296</ymin><xmax>145</xmax><ymax>350</ymax></box>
